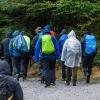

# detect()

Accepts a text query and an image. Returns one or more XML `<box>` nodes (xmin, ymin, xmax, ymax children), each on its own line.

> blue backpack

<box><xmin>85</xmin><ymin>34</ymin><xmax>96</xmax><ymax>55</ymax></box>
<box><xmin>13</xmin><ymin>35</ymin><xmax>30</xmax><ymax>53</ymax></box>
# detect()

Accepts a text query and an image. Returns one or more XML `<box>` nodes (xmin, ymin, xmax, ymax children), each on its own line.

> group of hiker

<box><xmin>34</xmin><ymin>25</ymin><xmax>97</xmax><ymax>87</ymax></box>
<box><xmin>0</xmin><ymin>24</ymin><xmax>97</xmax><ymax>99</ymax></box>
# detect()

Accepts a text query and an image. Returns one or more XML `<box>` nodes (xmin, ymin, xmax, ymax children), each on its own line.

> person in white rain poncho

<box><xmin>61</xmin><ymin>30</ymin><xmax>81</xmax><ymax>86</ymax></box>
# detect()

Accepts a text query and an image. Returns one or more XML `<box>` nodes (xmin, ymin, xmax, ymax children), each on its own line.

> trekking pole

<box><xmin>8</xmin><ymin>96</ymin><xmax>13</xmax><ymax>100</ymax></box>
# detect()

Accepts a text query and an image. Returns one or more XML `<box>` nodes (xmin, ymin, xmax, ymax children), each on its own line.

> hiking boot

<box><xmin>16</xmin><ymin>74</ymin><xmax>20</xmax><ymax>81</ymax></box>
<box><xmin>41</xmin><ymin>80</ymin><xmax>45</xmax><ymax>84</ymax></box>
<box><xmin>73</xmin><ymin>82</ymin><xmax>76</xmax><ymax>86</ymax></box>
<box><xmin>86</xmin><ymin>76</ymin><xmax>90</xmax><ymax>83</ymax></box>
<box><xmin>23</xmin><ymin>75</ymin><xmax>26</xmax><ymax>81</ymax></box>
<box><xmin>41</xmin><ymin>76</ymin><xmax>45</xmax><ymax>84</ymax></box>
<box><xmin>65</xmin><ymin>81</ymin><xmax>70</xmax><ymax>86</ymax></box>
<box><xmin>45</xmin><ymin>85</ymin><xmax>51</xmax><ymax>88</ymax></box>
<box><xmin>51</xmin><ymin>83</ymin><xmax>56</xmax><ymax>86</ymax></box>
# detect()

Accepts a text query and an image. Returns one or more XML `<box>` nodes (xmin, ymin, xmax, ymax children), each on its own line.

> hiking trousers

<box><xmin>62</xmin><ymin>61</ymin><xmax>66</xmax><ymax>80</ymax></box>
<box><xmin>65</xmin><ymin>67</ymin><xmax>78</xmax><ymax>83</ymax></box>
<box><xmin>82</xmin><ymin>54</ymin><xmax>95</xmax><ymax>77</ymax></box>
<box><xmin>12</xmin><ymin>56</ymin><xmax>21</xmax><ymax>75</ymax></box>
<box><xmin>41</xmin><ymin>59</ymin><xmax>56</xmax><ymax>86</ymax></box>
<box><xmin>20</xmin><ymin>55</ymin><xmax>30</xmax><ymax>78</ymax></box>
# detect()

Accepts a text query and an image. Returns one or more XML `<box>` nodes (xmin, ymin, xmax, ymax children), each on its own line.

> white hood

<box><xmin>68</xmin><ymin>30</ymin><xmax>76</xmax><ymax>38</ymax></box>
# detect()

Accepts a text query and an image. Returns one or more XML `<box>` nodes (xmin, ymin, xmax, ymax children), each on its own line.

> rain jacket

<box><xmin>59</xmin><ymin>32</ymin><xmax>68</xmax><ymax>53</ymax></box>
<box><xmin>0</xmin><ymin>60</ymin><xmax>23</xmax><ymax>100</ymax></box>
<box><xmin>35</xmin><ymin>28</ymin><xmax>60</xmax><ymax>62</ymax></box>
<box><xmin>61</xmin><ymin>30</ymin><xmax>81</xmax><ymax>68</ymax></box>
<box><xmin>9</xmin><ymin>31</ymin><xmax>21</xmax><ymax>57</ymax></box>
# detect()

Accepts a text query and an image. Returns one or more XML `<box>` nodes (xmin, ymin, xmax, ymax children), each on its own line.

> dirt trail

<box><xmin>20</xmin><ymin>78</ymin><xmax>100</xmax><ymax>100</ymax></box>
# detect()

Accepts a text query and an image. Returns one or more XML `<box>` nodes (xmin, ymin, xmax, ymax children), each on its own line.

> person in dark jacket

<box><xmin>1</xmin><ymin>32</ymin><xmax>12</xmax><ymax>75</ymax></box>
<box><xmin>0</xmin><ymin>59</ymin><xmax>23</xmax><ymax>100</ymax></box>
<box><xmin>9</xmin><ymin>30</ymin><xmax>21</xmax><ymax>80</ymax></box>
<box><xmin>31</xmin><ymin>26</ymin><xmax>42</xmax><ymax>56</ymax></box>
<box><xmin>59</xmin><ymin>29</ymin><xmax>68</xmax><ymax>80</ymax></box>
<box><xmin>81</xmin><ymin>30</ymin><xmax>97</xmax><ymax>83</ymax></box>
<box><xmin>35</xmin><ymin>27</ymin><xmax>60</xmax><ymax>88</ymax></box>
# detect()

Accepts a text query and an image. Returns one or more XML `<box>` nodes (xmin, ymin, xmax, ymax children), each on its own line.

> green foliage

<box><xmin>0</xmin><ymin>0</ymin><xmax>100</xmax><ymax>40</ymax></box>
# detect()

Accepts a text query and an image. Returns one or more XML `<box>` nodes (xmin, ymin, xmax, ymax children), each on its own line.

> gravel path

<box><xmin>20</xmin><ymin>78</ymin><xmax>100</xmax><ymax>100</ymax></box>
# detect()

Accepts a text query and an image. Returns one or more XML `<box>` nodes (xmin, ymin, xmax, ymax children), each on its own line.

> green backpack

<box><xmin>42</xmin><ymin>34</ymin><xmax>55</xmax><ymax>54</ymax></box>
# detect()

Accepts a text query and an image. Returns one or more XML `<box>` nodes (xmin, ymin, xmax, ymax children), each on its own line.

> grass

<box><xmin>27</xmin><ymin>63</ymin><xmax>100</xmax><ymax>81</ymax></box>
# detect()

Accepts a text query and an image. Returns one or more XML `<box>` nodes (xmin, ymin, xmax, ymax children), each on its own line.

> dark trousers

<box><xmin>20</xmin><ymin>56</ymin><xmax>30</xmax><ymax>77</ymax></box>
<box><xmin>82</xmin><ymin>54</ymin><xmax>95</xmax><ymax>77</ymax></box>
<box><xmin>4</xmin><ymin>56</ymin><xmax>12</xmax><ymax>76</ymax></box>
<box><xmin>62</xmin><ymin>62</ymin><xmax>66</xmax><ymax>80</ymax></box>
<box><xmin>12</xmin><ymin>56</ymin><xmax>21</xmax><ymax>75</ymax></box>
<box><xmin>41</xmin><ymin>59</ymin><xmax>56</xmax><ymax>86</ymax></box>
<box><xmin>66</xmin><ymin>67</ymin><xmax>78</xmax><ymax>83</ymax></box>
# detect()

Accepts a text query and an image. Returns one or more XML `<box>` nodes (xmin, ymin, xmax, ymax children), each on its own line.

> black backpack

<box><xmin>0</xmin><ymin>75</ymin><xmax>13</xmax><ymax>100</ymax></box>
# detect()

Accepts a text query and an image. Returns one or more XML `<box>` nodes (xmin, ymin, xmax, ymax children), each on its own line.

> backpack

<box><xmin>42</xmin><ymin>34</ymin><xmax>55</xmax><ymax>54</ymax></box>
<box><xmin>13</xmin><ymin>35</ymin><xmax>30</xmax><ymax>53</ymax></box>
<box><xmin>85</xmin><ymin>34</ymin><xmax>96</xmax><ymax>55</ymax></box>
<box><xmin>0</xmin><ymin>75</ymin><xmax>13</xmax><ymax>100</ymax></box>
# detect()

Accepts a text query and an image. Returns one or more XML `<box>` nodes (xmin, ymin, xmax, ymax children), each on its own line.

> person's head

<box><xmin>35</xmin><ymin>27</ymin><xmax>42</xmax><ymax>35</ymax></box>
<box><xmin>20</xmin><ymin>31</ymin><xmax>26</xmax><ymax>36</ymax></box>
<box><xmin>5</xmin><ymin>32</ymin><xmax>12</xmax><ymax>38</ymax></box>
<box><xmin>60</xmin><ymin>29</ymin><xmax>67</xmax><ymax>35</ymax></box>
<box><xmin>0</xmin><ymin>60</ymin><xmax>11</xmax><ymax>75</ymax></box>
<box><xmin>83</xmin><ymin>29</ymin><xmax>92</xmax><ymax>36</ymax></box>
<box><xmin>68</xmin><ymin>30</ymin><xmax>76</xmax><ymax>38</ymax></box>
<box><xmin>42</xmin><ymin>28</ymin><xmax>51</xmax><ymax>35</ymax></box>
<box><xmin>12</xmin><ymin>30</ymin><xmax>19</xmax><ymax>38</ymax></box>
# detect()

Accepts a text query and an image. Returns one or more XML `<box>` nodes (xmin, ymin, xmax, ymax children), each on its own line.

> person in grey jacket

<box><xmin>0</xmin><ymin>59</ymin><xmax>23</xmax><ymax>100</ymax></box>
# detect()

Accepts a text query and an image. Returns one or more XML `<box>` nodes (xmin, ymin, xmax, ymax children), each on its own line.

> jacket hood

<box><xmin>68</xmin><ymin>30</ymin><xmax>76</xmax><ymax>38</ymax></box>
<box><xmin>43</xmin><ymin>29</ymin><xmax>51</xmax><ymax>35</ymax></box>
<box><xmin>60</xmin><ymin>29</ymin><xmax>67</xmax><ymax>35</ymax></box>
<box><xmin>12</xmin><ymin>30</ymin><xmax>19</xmax><ymax>38</ymax></box>
<box><xmin>5</xmin><ymin>32</ymin><xmax>11</xmax><ymax>38</ymax></box>
<box><xmin>44</xmin><ymin>25</ymin><xmax>51</xmax><ymax>31</ymax></box>
<box><xmin>43</xmin><ymin>25</ymin><xmax>51</xmax><ymax>35</ymax></box>
<box><xmin>0</xmin><ymin>60</ymin><xmax>10</xmax><ymax>75</ymax></box>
